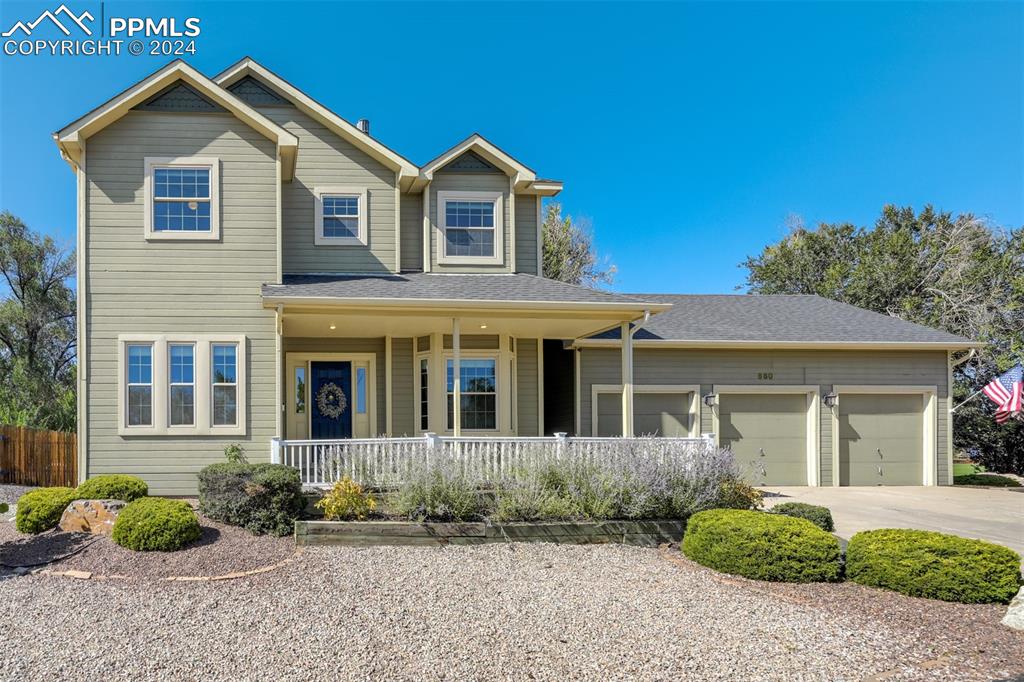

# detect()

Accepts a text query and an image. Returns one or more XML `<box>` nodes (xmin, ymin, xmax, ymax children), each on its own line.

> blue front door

<box><xmin>310</xmin><ymin>361</ymin><xmax>353</xmax><ymax>439</ymax></box>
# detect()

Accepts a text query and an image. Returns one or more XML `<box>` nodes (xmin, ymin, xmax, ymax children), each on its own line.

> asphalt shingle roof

<box><xmin>591</xmin><ymin>294</ymin><xmax>975</xmax><ymax>345</ymax></box>
<box><xmin>262</xmin><ymin>273</ymin><xmax>657</xmax><ymax>306</ymax></box>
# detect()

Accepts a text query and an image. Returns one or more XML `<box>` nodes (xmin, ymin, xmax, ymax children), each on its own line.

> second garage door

<box><xmin>719</xmin><ymin>393</ymin><xmax>808</xmax><ymax>485</ymax></box>
<box><xmin>838</xmin><ymin>394</ymin><xmax>923</xmax><ymax>486</ymax></box>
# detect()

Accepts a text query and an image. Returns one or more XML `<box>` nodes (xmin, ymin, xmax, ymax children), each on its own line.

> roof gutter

<box><xmin>571</xmin><ymin>338</ymin><xmax>985</xmax><ymax>351</ymax></box>
<box><xmin>262</xmin><ymin>294</ymin><xmax>672</xmax><ymax>315</ymax></box>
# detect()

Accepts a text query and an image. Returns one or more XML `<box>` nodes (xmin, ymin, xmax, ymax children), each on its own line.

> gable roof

<box><xmin>420</xmin><ymin>133</ymin><xmax>563</xmax><ymax>196</ymax></box>
<box><xmin>54</xmin><ymin>60</ymin><xmax>298</xmax><ymax>179</ymax></box>
<box><xmin>579</xmin><ymin>294</ymin><xmax>980</xmax><ymax>349</ymax></box>
<box><xmin>213</xmin><ymin>56</ymin><xmax>420</xmax><ymax>188</ymax></box>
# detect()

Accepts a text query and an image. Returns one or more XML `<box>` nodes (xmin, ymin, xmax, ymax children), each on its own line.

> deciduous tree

<box><xmin>541</xmin><ymin>203</ymin><xmax>615</xmax><ymax>288</ymax></box>
<box><xmin>743</xmin><ymin>205</ymin><xmax>1023</xmax><ymax>473</ymax></box>
<box><xmin>0</xmin><ymin>211</ymin><xmax>76</xmax><ymax>431</ymax></box>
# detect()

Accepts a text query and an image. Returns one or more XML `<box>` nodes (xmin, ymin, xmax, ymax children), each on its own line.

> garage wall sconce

<box><xmin>702</xmin><ymin>393</ymin><xmax>717</xmax><ymax>407</ymax></box>
<box><xmin>823</xmin><ymin>392</ymin><xmax>838</xmax><ymax>408</ymax></box>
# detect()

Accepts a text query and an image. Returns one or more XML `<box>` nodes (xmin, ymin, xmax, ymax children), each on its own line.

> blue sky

<box><xmin>1</xmin><ymin>1</ymin><xmax>1021</xmax><ymax>294</ymax></box>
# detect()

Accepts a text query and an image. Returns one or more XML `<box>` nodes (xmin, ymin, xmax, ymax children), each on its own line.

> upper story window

<box><xmin>144</xmin><ymin>157</ymin><xmax>220</xmax><ymax>241</ymax></box>
<box><xmin>314</xmin><ymin>186</ymin><xmax>368</xmax><ymax>246</ymax></box>
<box><xmin>437</xmin><ymin>190</ymin><xmax>504</xmax><ymax>265</ymax></box>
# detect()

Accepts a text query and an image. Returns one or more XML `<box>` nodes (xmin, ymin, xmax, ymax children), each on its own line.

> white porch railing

<box><xmin>271</xmin><ymin>432</ymin><xmax>716</xmax><ymax>488</ymax></box>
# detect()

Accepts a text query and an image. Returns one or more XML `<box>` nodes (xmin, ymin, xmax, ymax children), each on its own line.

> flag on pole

<box><xmin>982</xmin><ymin>364</ymin><xmax>1023</xmax><ymax>424</ymax></box>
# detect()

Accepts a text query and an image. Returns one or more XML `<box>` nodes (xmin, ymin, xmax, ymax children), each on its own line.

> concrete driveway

<box><xmin>761</xmin><ymin>486</ymin><xmax>1024</xmax><ymax>556</ymax></box>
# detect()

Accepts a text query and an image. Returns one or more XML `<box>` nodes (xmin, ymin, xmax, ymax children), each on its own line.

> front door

<box><xmin>310</xmin><ymin>361</ymin><xmax>353</xmax><ymax>439</ymax></box>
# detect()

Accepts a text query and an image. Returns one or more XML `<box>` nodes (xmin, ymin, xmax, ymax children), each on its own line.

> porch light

<box><xmin>329</xmin><ymin>324</ymin><xmax>336</xmax><ymax>330</ymax></box>
<box><xmin>479</xmin><ymin>324</ymin><xmax>487</xmax><ymax>329</ymax></box>
<box><xmin>823</xmin><ymin>392</ymin><xmax>838</xmax><ymax>408</ymax></box>
<box><xmin>702</xmin><ymin>393</ymin><xmax>717</xmax><ymax>407</ymax></box>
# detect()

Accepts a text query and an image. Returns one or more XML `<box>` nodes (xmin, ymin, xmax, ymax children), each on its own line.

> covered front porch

<box><xmin>263</xmin><ymin>273</ymin><xmax>670</xmax><ymax>445</ymax></box>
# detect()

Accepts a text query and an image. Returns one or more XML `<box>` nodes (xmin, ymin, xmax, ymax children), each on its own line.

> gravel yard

<box><xmin>0</xmin><ymin>542</ymin><xmax>1020</xmax><ymax>681</ymax></box>
<box><xmin>0</xmin><ymin>508</ymin><xmax>294</xmax><ymax>578</ymax></box>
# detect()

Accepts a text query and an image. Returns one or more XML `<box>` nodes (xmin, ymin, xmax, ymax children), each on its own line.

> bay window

<box><xmin>446</xmin><ymin>358</ymin><xmax>497</xmax><ymax>430</ymax></box>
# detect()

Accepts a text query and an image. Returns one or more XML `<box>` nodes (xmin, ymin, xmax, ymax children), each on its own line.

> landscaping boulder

<box><xmin>59</xmin><ymin>499</ymin><xmax>127</xmax><ymax>535</ymax></box>
<box><xmin>1003</xmin><ymin>586</ymin><xmax>1024</xmax><ymax>631</ymax></box>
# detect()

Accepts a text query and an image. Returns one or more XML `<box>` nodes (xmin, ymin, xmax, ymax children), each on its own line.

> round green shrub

<box><xmin>770</xmin><ymin>502</ymin><xmax>834</xmax><ymax>531</ymax></box>
<box><xmin>682</xmin><ymin>509</ymin><xmax>842</xmax><ymax>583</ymax></box>
<box><xmin>75</xmin><ymin>474</ymin><xmax>149</xmax><ymax>502</ymax></box>
<box><xmin>846</xmin><ymin>529</ymin><xmax>1022</xmax><ymax>604</ymax></box>
<box><xmin>112</xmin><ymin>497</ymin><xmax>201</xmax><ymax>551</ymax></box>
<box><xmin>15</xmin><ymin>487</ymin><xmax>78</xmax><ymax>534</ymax></box>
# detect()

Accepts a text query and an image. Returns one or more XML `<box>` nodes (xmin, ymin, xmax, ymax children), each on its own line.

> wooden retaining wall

<box><xmin>294</xmin><ymin>519</ymin><xmax>686</xmax><ymax>547</ymax></box>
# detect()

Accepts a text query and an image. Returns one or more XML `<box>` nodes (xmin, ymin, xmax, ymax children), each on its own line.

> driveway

<box><xmin>762</xmin><ymin>486</ymin><xmax>1024</xmax><ymax>555</ymax></box>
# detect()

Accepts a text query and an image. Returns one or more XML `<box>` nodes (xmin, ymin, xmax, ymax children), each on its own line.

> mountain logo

<box><xmin>2</xmin><ymin>4</ymin><xmax>94</xmax><ymax>37</ymax></box>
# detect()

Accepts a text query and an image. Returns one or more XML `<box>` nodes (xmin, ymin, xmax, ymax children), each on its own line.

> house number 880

<box><xmin>757</xmin><ymin>372</ymin><xmax>774</xmax><ymax>380</ymax></box>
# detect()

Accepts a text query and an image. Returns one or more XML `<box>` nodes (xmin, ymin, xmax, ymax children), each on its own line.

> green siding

<box><xmin>515</xmin><ymin>194</ymin><xmax>538</xmax><ymax>275</ymax></box>
<box><xmin>391</xmin><ymin>338</ymin><xmax>416</xmax><ymax>435</ymax></box>
<box><xmin>257</xmin><ymin>105</ymin><xmax>397</xmax><ymax>274</ymax></box>
<box><xmin>578</xmin><ymin>348</ymin><xmax>950</xmax><ymax>485</ymax></box>
<box><xmin>399</xmin><ymin>192</ymin><xmax>423</xmax><ymax>272</ymax></box>
<box><xmin>85</xmin><ymin>111</ymin><xmax>278</xmax><ymax>496</ymax></box>
<box><xmin>516</xmin><ymin>339</ymin><xmax>539</xmax><ymax>436</ymax></box>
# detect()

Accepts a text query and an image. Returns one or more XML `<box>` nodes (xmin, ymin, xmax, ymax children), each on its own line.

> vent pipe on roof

<box><xmin>356</xmin><ymin>119</ymin><xmax>370</xmax><ymax>135</ymax></box>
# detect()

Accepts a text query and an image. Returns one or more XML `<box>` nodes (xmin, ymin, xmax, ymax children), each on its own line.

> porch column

<box><xmin>621</xmin><ymin>321</ymin><xmax>634</xmax><ymax>436</ymax></box>
<box><xmin>452</xmin><ymin>318</ymin><xmax>462</xmax><ymax>436</ymax></box>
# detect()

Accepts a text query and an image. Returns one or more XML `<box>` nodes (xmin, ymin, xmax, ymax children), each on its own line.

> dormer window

<box><xmin>437</xmin><ymin>190</ymin><xmax>504</xmax><ymax>264</ymax></box>
<box><xmin>314</xmin><ymin>186</ymin><xmax>368</xmax><ymax>246</ymax></box>
<box><xmin>144</xmin><ymin>157</ymin><xmax>220</xmax><ymax>240</ymax></box>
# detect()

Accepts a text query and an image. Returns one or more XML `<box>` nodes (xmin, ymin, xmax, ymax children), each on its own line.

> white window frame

<box><xmin>211</xmin><ymin>343</ymin><xmax>240</xmax><ymax>428</ymax></box>
<box><xmin>437</xmin><ymin>190</ymin><xmax>504</xmax><ymax>265</ymax></box>
<box><xmin>144</xmin><ymin>157</ymin><xmax>220</xmax><ymax>241</ymax></box>
<box><xmin>168</xmin><ymin>343</ymin><xmax>196</xmax><ymax>427</ymax></box>
<box><xmin>314</xmin><ymin>186</ymin><xmax>368</xmax><ymax>246</ymax></box>
<box><xmin>125</xmin><ymin>343</ymin><xmax>154</xmax><ymax>428</ymax></box>
<box><xmin>445</xmin><ymin>353</ymin><xmax>500</xmax><ymax>433</ymax></box>
<box><xmin>117</xmin><ymin>334</ymin><xmax>246</xmax><ymax>436</ymax></box>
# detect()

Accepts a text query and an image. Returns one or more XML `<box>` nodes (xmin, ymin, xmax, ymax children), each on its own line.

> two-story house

<box><xmin>55</xmin><ymin>57</ymin><xmax>978</xmax><ymax>495</ymax></box>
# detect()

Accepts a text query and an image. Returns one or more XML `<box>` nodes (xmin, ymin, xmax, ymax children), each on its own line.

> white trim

<box><xmin>285</xmin><ymin>352</ymin><xmax>378</xmax><ymax>439</ymax></box>
<box><xmin>508</xmin><ymin>177</ymin><xmax>516</xmax><ymax>271</ymax></box>
<box><xmin>537</xmin><ymin>338</ymin><xmax>545</xmax><ymax>436</ymax></box>
<box><xmin>144</xmin><ymin>157</ymin><xmax>220</xmax><ymax>241</ymax></box>
<box><xmin>385</xmin><ymin>336</ymin><xmax>393</xmax><ymax>435</ymax></box>
<box><xmin>436</xmin><ymin>190</ymin><xmax>505</xmax><ymax>265</ymax></box>
<box><xmin>711</xmin><ymin>384</ymin><xmax>821</xmax><ymax>487</ymax></box>
<box><xmin>116</xmin><ymin>334</ymin><xmax>247</xmax><ymax>437</ymax></box>
<box><xmin>571</xmin><ymin>338</ymin><xmax>982</xmax><ymax>351</ymax></box>
<box><xmin>536</xmin><ymin>196</ymin><xmax>543</xmax><ymax>276</ymax></box>
<box><xmin>421</xmin><ymin>134</ymin><xmax>536</xmax><ymax>186</ymax></box>
<box><xmin>393</xmin><ymin>174</ymin><xmax>401</xmax><ymax>271</ymax></box>
<box><xmin>422</xmin><ymin>186</ymin><xmax>431</xmax><ymax>272</ymax></box>
<box><xmin>830</xmin><ymin>385</ymin><xmax>938</xmax><ymax>486</ymax></box>
<box><xmin>314</xmin><ymin>185</ymin><xmax>368</xmax><ymax>246</ymax></box>
<box><xmin>76</xmin><ymin>143</ymin><xmax>87</xmax><ymax>484</ymax></box>
<box><xmin>591</xmin><ymin>384</ymin><xmax>701</xmax><ymax>438</ymax></box>
<box><xmin>946</xmin><ymin>351</ymin><xmax>955</xmax><ymax>485</ymax></box>
<box><xmin>442</xmin><ymin>350</ymin><xmax>502</xmax><ymax>434</ymax></box>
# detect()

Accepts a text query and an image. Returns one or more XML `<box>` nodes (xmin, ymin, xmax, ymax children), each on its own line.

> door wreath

<box><xmin>316</xmin><ymin>382</ymin><xmax>348</xmax><ymax>419</ymax></box>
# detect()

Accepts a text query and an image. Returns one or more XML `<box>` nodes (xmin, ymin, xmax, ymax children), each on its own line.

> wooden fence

<box><xmin>0</xmin><ymin>425</ymin><xmax>77</xmax><ymax>488</ymax></box>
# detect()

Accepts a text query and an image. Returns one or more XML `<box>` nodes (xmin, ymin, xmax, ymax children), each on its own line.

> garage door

<box><xmin>719</xmin><ymin>394</ymin><xmax>808</xmax><ymax>485</ymax></box>
<box><xmin>596</xmin><ymin>391</ymin><xmax>693</xmax><ymax>437</ymax></box>
<box><xmin>838</xmin><ymin>394</ymin><xmax>922</xmax><ymax>486</ymax></box>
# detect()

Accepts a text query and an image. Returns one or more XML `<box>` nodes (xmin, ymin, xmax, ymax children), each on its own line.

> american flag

<box><xmin>982</xmin><ymin>364</ymin><xmax>1023</xmax><ymax>424</ymax></box>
